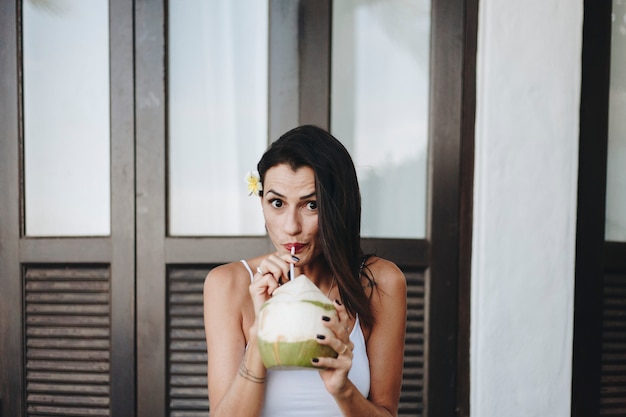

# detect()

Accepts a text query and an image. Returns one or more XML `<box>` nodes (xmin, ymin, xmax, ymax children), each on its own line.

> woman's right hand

<box><xmin>249</xmin><ymin>253</ymin><xmax>295</xmax><ymax>314</ymax></box>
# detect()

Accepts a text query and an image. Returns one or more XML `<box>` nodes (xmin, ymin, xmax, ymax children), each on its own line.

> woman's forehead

<box><xmin>264</xmin><ymin>164</ymin><xmax>316</xmax><ymax>194</ymax></box>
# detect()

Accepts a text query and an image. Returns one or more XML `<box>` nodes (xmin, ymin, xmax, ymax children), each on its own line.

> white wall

<box><xmin>471</xmin><ymin>1</ymin><xmax>583</xmax><ymax>416</ymax></box>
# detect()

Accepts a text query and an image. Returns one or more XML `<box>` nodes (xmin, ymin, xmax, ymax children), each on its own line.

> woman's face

<box><xmin>261</xmin><ymin>163</ymin><xmax>322</xmax><ymax>265</ymax></box>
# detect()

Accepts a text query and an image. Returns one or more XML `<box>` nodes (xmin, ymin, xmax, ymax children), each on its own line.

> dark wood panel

<box><xmin>605</xmin><ymin>242</ymin><xmax>626</xmax><ymax>271</ymax></box>
<box><xmin>298</xmin><ymin>0</ymin><xmax>330</xmax><ymax>128</ymax></box>
<box><xmin>362</xmin><ymin>239</ymin><xmax>429</xmax><ymax>269</ymax></box>
<box><xmin>427</xmin><ymin>0</ymin><xmax>470</xmax><ymax>414</ymax></box>
<box><xmin>457</xmin><ymin>0</ymin><xmax>479</xmax><ymax>414</ymax></box>
<box><xmin>24</xmin><ymin>266</ymin><xmax>111</xmax><ymax>417</ymax></box>
<box><xmin>572</xmin><ymin>1</ymin><xmax>613</xmax><ymax>416</ymax></box>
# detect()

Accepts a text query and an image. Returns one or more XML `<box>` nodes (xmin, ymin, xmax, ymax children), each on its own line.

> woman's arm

<box><xmin>315</xmin><ymin>258</ymin><xmax>408</xmax><ymax>416</ymax></box>
<box><xmin>203</xmin><ymin>264</ymin><xmax>267</xmax><ymax>417</ymax></box>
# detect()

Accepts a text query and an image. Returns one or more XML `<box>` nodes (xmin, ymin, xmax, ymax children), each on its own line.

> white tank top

<box><xmin>241</xmin><ymin>260</ymin><xmax>371</xmax><ymax>416</ymax></box>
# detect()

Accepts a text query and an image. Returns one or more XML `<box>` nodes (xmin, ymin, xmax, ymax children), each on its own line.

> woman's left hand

<box><xmin>312</xmin><ymin>299</ymin><xmax>355</xmax><ymax>396</ymax></box>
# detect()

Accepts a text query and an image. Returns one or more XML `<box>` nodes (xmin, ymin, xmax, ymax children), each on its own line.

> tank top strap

<box><xmin>359</xmin><ymin>254</ymin><xmax>373</xmax><ymax>274</ymax></box>
<box><xmin>240</xmin><ymin>259</ymin><xmax>254</xmax><ymax>283</ymax></box>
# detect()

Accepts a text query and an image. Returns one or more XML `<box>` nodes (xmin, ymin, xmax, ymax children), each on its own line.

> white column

<box><xmin>471</xmin><ymin>1</ymin><xmax>583</xmax><ymax>416</ymax></box>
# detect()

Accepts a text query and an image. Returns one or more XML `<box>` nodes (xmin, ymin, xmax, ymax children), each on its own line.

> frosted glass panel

<box><xmin>168</xmin><ymin>0</ymin><xmax>268</xmax><ymax>236</ymax></box>
<box><xmin>331</xmin><ymin>0</ymin><xmax>430</xmax><ymax>239</ymax></box>
<box><xmin>606</xmin><ymin>0</ymin><xmax>626</xmax><ymax>242</ymax></box>
<box><xmin>23</xmin><ymin>0</ymin><xmax>111</xmax><ymax>236</ymax></box>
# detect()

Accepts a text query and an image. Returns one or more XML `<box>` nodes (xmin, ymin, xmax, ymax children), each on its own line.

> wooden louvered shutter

<box><xmin>25</xmin><ymin>266</ymin><xmax>112</xmax><ymax>417</ymax></box>
<box><xmin>167</xmin><ymin>267</ymin><xmax>211</xmax><ymax>417</ymax></box>
<box><xmin>599</xmin><ymin>273</ymin><xmax>626</xmax><ymax>415</ymax></box>
<box><xmin>400</xmin><ymin>271</ymin><xmax>426</xmax><ymax>416</ymax></box>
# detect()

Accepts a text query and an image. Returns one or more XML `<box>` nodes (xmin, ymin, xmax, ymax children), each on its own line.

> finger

<box><xmin>311</xmin><ymin>339</ymin><xmax>353</xmax><ymax>368</ymax></box>
<box><xmin>249</xmin><ymin>272</ymin><xmax>280</xmax><ymax>314</ymax></box>
<box><xmin>333</xmin><ymin>299</ymin><xmax>352</xmax><ymax>334</ymax></box>
<box><xmin>263</xmin><ymin>273</ymin><xmax>280</xmax><ymax>296</ymax></box>
<box><xmin>279</xmin><ymin>253</ymin><xmax>301</xmax><ymax>280</ymax></box>
<box><xmin>260</xmin><ymin>254</ymin><xmax>290</xmax><ymax>284</ymax></box>
<box><xmin>320</xmin><ymin>316</ymin><xmax>353</xmax><ymax>358</ymax></box>
<box><xmin>316</xmin><ymin>333</ymin><xmax>351</xmax><ymax>356</ymax></box>
<box><xmin>311</xmin><ymin>355</ymin><xmax>346</xmax><ymax>369</ymax></box>
<box><xmin>333</xmin><ymin>299</ymin><xmax>347</xmax><ymax>316</ymax></box>
<box><xmin>334</xmin><ymin>338</ymin><xmax>353</xmax><ymax>357</ymax></box>
<box><xmin>251</xmin><ymin>270</ymin><xmax>280</xmax><ymax>296</ymax></box>
<box><xmin>255</xmin><ymin>261</ymin><xmax>280</xmax><ymax>284</ymax></box>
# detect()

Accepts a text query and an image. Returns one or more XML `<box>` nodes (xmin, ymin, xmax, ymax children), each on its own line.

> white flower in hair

<box><xmin>244</xmin><ymin>171</ymin><xmax>263</xmax><ymax>196</ymax></box>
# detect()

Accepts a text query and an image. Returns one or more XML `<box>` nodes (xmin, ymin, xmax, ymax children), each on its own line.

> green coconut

<box><xmin>257</xmin><ymin>274</ymin><xmax>338</xmax><ymax>369</ymax></box>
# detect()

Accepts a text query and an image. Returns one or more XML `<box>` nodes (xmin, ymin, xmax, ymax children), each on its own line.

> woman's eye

<box><xmin>306</xmin><ymin>201</ymin><xmax>317</xmax><ymax>210</ymax></box>
<box><xmin>270</xmin><ymin>199</ymin><xmax>283</xmax><ymax>208</ymax></box>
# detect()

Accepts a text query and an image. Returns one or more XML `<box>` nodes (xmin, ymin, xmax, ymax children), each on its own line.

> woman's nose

<box><xmin>284</xmin><ymin>208</ymin><xmax>302</xmax><ymax>235</ymax></box>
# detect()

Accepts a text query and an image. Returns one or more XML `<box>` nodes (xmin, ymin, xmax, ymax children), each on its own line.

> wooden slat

<box><xmin>28</xmin><ymin>382</ymin><xmax>110</xmax><ymax>395</ymax></box>
<box><xmin>25</xmin><ymin>266</ymin><xmax>111</xmax><ymax>417</ymax></box>
<box><xmin>600</xmin><ymin>273</ymin><xmax>626</xmax><ymax>416</ymax></box>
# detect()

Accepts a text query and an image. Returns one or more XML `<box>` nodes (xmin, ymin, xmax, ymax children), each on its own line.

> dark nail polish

<box><xmin>292</xmin><ymin>255</ymin><xmax>300</xmax><ymax>262</ymax></box>
<box><xmin>322</xmin><ymin>316</ymin><xmax>330</xmax><ymax>322</ymax></box>
<box><xmin>312</xmin><ymin>358</ymin><xmax>319</xmax><ymax>363</ymax></box>
<box><xmin>288</xmin><ymin>270</ymin><xmax>292</xmax><ymax>280</ymax></box>
<box><xmin>335</xmin><ymin>299</ymin><xmax>342</xmax><ymax>306</ymax></box>
<box><xmin>316</xmin><ymin>334</ymin><xmax>325</xmax><ymax>340</ymax></box>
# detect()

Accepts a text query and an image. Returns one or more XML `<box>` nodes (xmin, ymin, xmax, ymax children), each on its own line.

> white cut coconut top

<box><xmin>271</xmin><ymin>274</ymin><xmax>333</xmax><ymax>304</ymax></box>
<box><xmin>257</xmin><ymin>275</ymin><xmax>337</xmax><ymax>342</ymax></box>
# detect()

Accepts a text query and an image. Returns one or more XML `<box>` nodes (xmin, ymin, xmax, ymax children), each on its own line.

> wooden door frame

<box><xmin>0</xmin><ymin>1</ymin><xmax>23</xmax><ymax>415</ymax></box>
<box><xmin>572</xmin><ymin>1</ymin><xmax>626</xmax><ymax>416</ymax></box>
<box><xmin>0</xmin><ymin>1</ymin><xmax>136</xmax><ymax>415</ymax></box>
<box><xmin>571</xmin><ymin>0</ymin><xmax>611</xmax><ymax>414</ymax></box>
<box><xmin>427</xmin><ymin>1</ymin><xmax>477</xmax><ymax>415</ymax></box>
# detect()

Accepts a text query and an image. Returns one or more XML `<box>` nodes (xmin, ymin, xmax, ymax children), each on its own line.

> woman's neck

<box><xmin>299</xmin><ymin>257</ymin><xmax>333</xmax><ymax>290</ymax></box>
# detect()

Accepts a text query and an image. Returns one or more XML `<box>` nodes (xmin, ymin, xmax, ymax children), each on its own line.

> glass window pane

<box><xmin>606</xmin><ymin>0</ymin><xmax>626</xmax><ymax>242</ymax></box>
<box><xmin>168</xmin><ymin>0</ymin><xmax>268</xmax><ymax>236</ymax></box>
<box><xmin>23</xmin><ymin>0</ymin><xmax>111</xmax><ymax>237</ymax></box>
<box><xmin>331</xmin><ymin>0</ymin><xmax>430</xmax><ymax>239</ymax></box>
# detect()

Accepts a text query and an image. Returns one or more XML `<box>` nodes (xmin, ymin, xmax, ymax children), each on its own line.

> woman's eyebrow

<box><xmin>265</xmin><ymin>189</ymin><xmax>316</xmax><ymax>200</ymax></box>
<box><xmin>265</xmin><ymin>189</ymin><xmax>285</xmax><ymax>198</ymax></box>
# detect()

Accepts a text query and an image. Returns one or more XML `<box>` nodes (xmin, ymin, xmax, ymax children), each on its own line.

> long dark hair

<box><xmin>257</xmin><ymin>125</ymin><xmax>374</xmax><ymax>329</ymax></box>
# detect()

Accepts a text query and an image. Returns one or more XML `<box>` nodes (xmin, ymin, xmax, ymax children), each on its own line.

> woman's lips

<box><xmin>285</xmin><ymin>243</ymin><xmax>305</xmax><ymax>254</ymax></box>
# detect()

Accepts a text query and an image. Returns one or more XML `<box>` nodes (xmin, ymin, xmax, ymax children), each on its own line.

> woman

<box><xmin>203</xmin><ymin>125</ymin><xmax>407</xmax><ymax>416</ymax></box>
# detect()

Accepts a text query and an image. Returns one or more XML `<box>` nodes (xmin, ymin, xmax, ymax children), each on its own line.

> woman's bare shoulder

<box><xmin>204</xmin><ymin>261</ymin><xmax>252</xmax><ymax>300</ymax></box>
<box><xmin>363</xmin><ymin>256</ymin><xmax>406</xmax><ymax>292</ymax></box>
